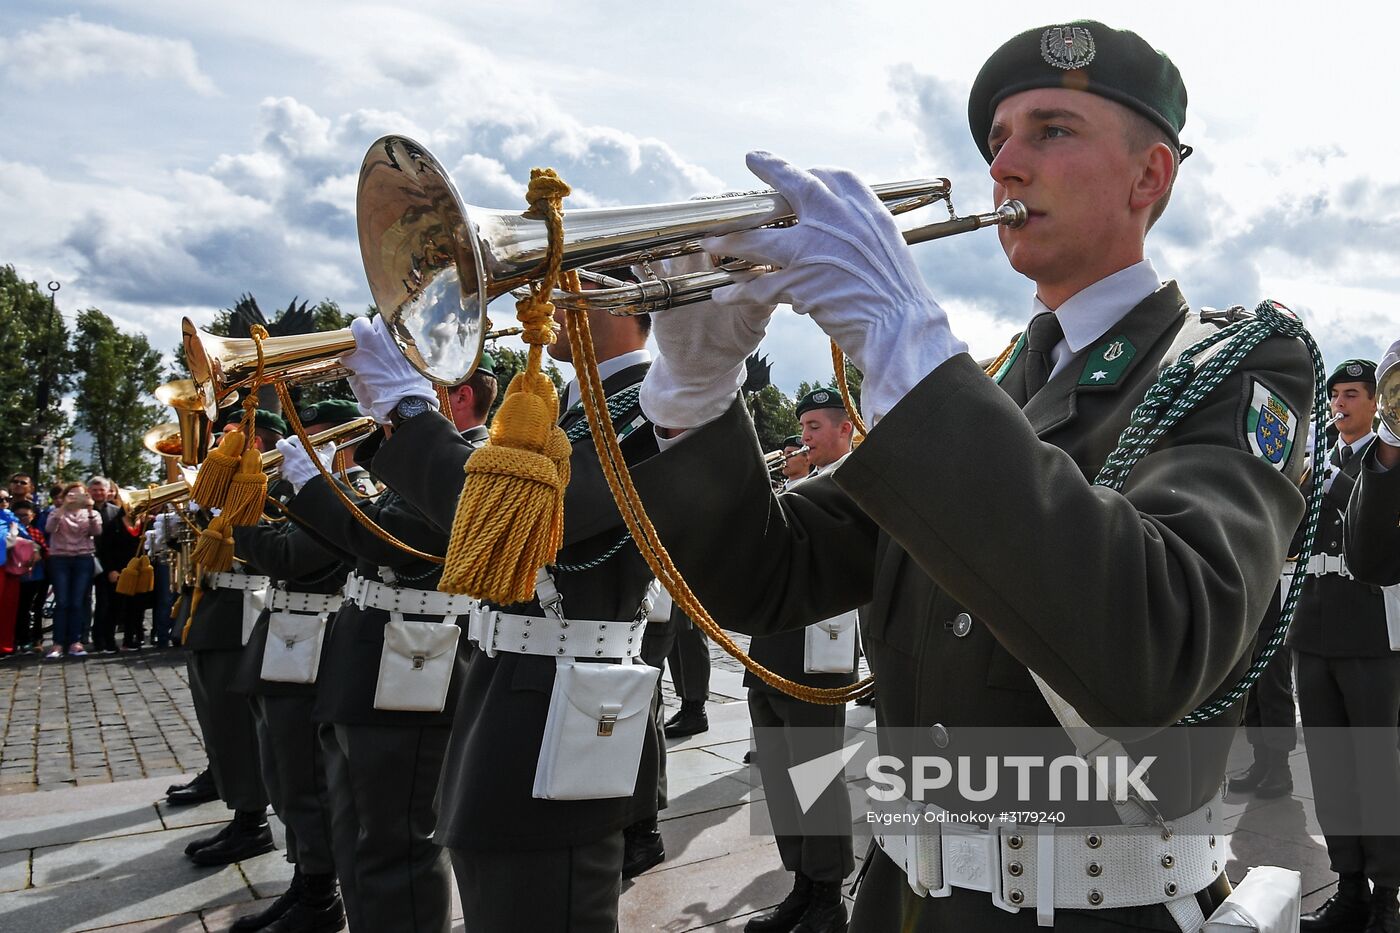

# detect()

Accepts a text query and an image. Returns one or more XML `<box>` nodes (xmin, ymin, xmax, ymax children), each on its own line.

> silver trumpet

<box><xmin>353</xmin><ymin>135</ymin><xmax>1026</xmax><ymax>384</ymax></box>
<box><xmin>1378</xmin><ymin>357</ymin><xmax>1400</xmax><ymax>436</ymax></box>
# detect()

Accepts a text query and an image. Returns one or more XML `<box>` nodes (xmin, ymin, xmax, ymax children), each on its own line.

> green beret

<box><xmin>968</xmin><ymin>20</ymin><xmax>1188</xmax><ymax>163</ymax></box>
<box><xmin>296</xmin><ymin>398</ymin><xmax>364</xmax><ymax>427</ymax></box>
<box><xmin>782</xmin><ymin>434</ymin><xmax>803</xmax><ymax>449</ymax></box>
<box><xmin>1327</xmin><ymin>359</ymin><xmax>1378</xmax><ymax>391</ymax></box>
<box><xmin>795</xmin><ymin>388</ymin><xmax>845</xmax><ymax>418</ymax></box>
<box><xmin>218</xmin><ymin>408</ymin><xmax>288</xmax><ymax>437</ymax></box>
<box><xmin>478</xmin><ymin>350</ymin><xmax>497</xmax><ymax>374</ymax></box>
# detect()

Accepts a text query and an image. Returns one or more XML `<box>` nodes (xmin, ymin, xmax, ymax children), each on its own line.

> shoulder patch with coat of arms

<box><xmin>1245</xmin><ymin>380</ymin><xmax>1296</xmax><ymax>470</ymax></box>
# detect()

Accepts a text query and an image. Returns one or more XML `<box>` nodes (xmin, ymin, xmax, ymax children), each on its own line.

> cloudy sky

<box><xmin>4</xmin><ymin>1</ymin><xmax>1397</xmax><ymax>396</ymax></box>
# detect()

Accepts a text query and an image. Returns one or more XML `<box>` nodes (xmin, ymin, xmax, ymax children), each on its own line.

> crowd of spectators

<box><xmin>0</xmin><ymin>472</ymin><xmax>165</xmax><ymax>662</ymax></box>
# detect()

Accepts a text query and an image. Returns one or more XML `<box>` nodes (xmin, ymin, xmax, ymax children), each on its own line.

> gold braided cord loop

<box><xmin>275</xmin><ymin>381</ymin><xmax>444</xmax><ymax>564</ymax></box>
<box><xmin>566</xmin><ymin>306</ymin><xmax>872</xmax><ymax>706</ymax></box>
<box><xmin>830</xmin><ymin>341</ymin><xmax>869</xmax><ymax>440</ymax></box>
<box><xmin>437</xmin><ymin>169</ymin><xmax>573</xmax><ymax>603</ymax></box>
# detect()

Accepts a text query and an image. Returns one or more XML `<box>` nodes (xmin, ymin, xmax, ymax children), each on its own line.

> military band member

<box><xmin>1346</xmin><ymin>338</ymin><xmax>1400</xmax><ymax>587</ymax></box>
<box><xmin>744</xmin><ymin>389</ymin><xmax>857</xmax><ymax>933</ymax></box>
<box><xmin>631</xmin><ymin>20</ymin><xmax>1313</xmax><ymax>932</ymax></box>
<box><xmin>777</xmin><ymin>433</ymin><xmax>812</xmax><ymax>489</ymax></box>
<box><xmin>663</xmin><ymin>606</ymin><xmax>712</xmax><ymax>739</ymax></box>
<box><xmin>337</xmin><ymin>308</ymin><xmax>661</xmax><ymax>933</ymax></box>
<box><xmin>1289</xmin><ymin>359</ymin><xmax>1400</xmax><ymax>933</ymax></box>
<box><xmin>183</xmin><ymin>409</ymin><xmax>286</xmax><ymax>867</ymax></box>
<box><xmin>276</xmin><ymin>366</ymin><xmax>495</xmax><ymax>933</ymax></box>
<box><xmin>226</xmin><ymin>399</ymin><xmax>362</xmax><ymax>933</ymax></box>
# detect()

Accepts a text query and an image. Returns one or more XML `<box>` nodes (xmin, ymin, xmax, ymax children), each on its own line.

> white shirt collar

<box><xmin>565</xmin><ymin>348</ymin><xmax>651</xmax><ymax>410</ymax></box>
<box><xmin>1338</xmin><ymin>432</ymin><xmax>1376</xmax><ymax>459</ymax></box>
<box><xmin>1029</xmin><ymin>260</ymin><xmax>1162</xmax><ymax>378</ymax></box>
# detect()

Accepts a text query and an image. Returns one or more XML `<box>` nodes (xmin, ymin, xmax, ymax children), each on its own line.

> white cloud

<box><xmin>0</xmin><ymin>14</ymin><xmax>216</xmax><ymax>95</ymax></box>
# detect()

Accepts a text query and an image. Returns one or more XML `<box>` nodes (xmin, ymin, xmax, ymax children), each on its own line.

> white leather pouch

<box><xmin>532</xmin><ymin>657</ymin><xmax>660</xmax><ymax>800</ymax></box>
<box><xmin>1203</xmin><ymin>866</ymin><xmax>1300</xmax><ymax>932</ymax></box>
<box><xmin>260</xmin><ymin>612</ymin><xmax>328</xmax><ymax>683</ymax></box>
<box><xmin>372</xmin><ymin>619</ymin><xmax>461</xmax><ymax>712</ymax></box>
<box><xmin>242</xmin><ymin>585</ymin><xmax>270</xmax><ymax>646</ymax></box>
<box><xmin>804</xmin><ymin>609</ymin><xmax>859</xmax><ymax>674</ymax></box>
<box><xmin>1383</xmin><ymin>584</ymin><xmax>1400</xmax><ymax>651</ymax></box>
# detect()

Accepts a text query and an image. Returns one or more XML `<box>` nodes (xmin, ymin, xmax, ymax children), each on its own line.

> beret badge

<box><xmin>1041</xmin><ymin>24</ymin><xmax>1096</xmax><ymax>70</ymax></box>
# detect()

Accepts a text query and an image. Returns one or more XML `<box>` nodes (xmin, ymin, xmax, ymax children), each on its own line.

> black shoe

<box><xmin>184</xmin><ymin>820</ymin><xmax>234</xmax><ymax>857</ymax></box>
<box><xmin>232</xmin><ymin>871</ymin><xmax>304</xmax><ymax>931</ymax></box>
<box><xmin>188</xmin><ymin>812</ymin><xmax>274</xmax><ymax>866</ymax></box>
<box><xmin>744</xmin><ymin>750</ymin><xmax>753</xmax><ymax>764</ymax></box>
<box><xmin>260</xmin><ymin>874</ymin><xmax>345</xmax><ymax>933</ymax></box>
<box><xmin>853</xmin><ymin>691</ymin><xmax>876</xmax><ymax>708</ymax></box>
<box><xmin>664</xmin><ymin>701</ymin><xmax>709</xmax><ymax>739</ymax></box>
<box><xmin>1226</xmin><ymin>754</ymin><xmax>1273</xmax><ymax>794</ymax></box>
<box><xmin>167</xmin><ymin>769</ymin><xmax>210</xmax><ymax>796</ymax></box>
<box><xmin>1254</xmin><ymin>761</ymin><xmax>1294</xmax><ymax>799</ymax></box>
<box><xmin>1368</xmin><ymin>886</ymin><xmax>1400</xmax><ymax>933</ymax></box>
<box><xmin>746</xmin><ymin>873</ymin><xmax>813</xmax><ymax>932</ymax></box>
<box><xmin>792</xmin><ymin>881</ymin><xmax>848</xmax><ymax>933</ymax></box>
<box><xmin>167</xmin><ymin>776</ymin><xmax>220</xmax><ymax>806</ymax></box>
<box><xmin>622</xmin><ymin>823</ymin><xmax>665</xmax><ymax>879</ymax></box>
<box><xmin>1302</xmin><ymin>875</ymin><xmax>1371</xmax><ymax>931</ymax></box>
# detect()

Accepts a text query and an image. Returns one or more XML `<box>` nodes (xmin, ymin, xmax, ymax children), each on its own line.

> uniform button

<box><xmin>929</xmin><ymin>724</ymin><xmax>950</xmax><ymax>748</ymax></box>
<box><xmin>952</xmin><ymin>612</ymin><xmax>973</xmax><ymax>637</ymax></box>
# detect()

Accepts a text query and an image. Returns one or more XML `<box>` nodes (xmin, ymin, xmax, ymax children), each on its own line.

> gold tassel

<box><xmin>437</xmin><ymin>169</ymin><xmax>575</xmax><ymax>605</ymax></box>
<box><xmin>182</xmin><ymin>587</ymin><xmax>204</xmax><ymax>642</ymax></box>
<box><xmin>192</xmin><ymin>514</ymin><xmax>235</xmax><ymax>572</ymax></box>
<box><xmin>170</xmin><ymin>593</ymin><xmax>183</xmax><ymax>621</ymax></box>
<box><xmin>438</xmin><ymin>371</ymin><xmax>570</xmax><ymax>603</ymax></box>
<box><xmin>136</xmin><ymin>556</ymin><xmax>155</xmax><ymax>594</ymax></box>
<box><xmin>191</xmin><ymin>430</ymin><xmax>244</xmax><ymax>510</ymax></box>
<box><xmin>223</xmin><ymin>446</ymin><xmax>268</xmax><ymax>526</ymax></box>
<box><xmin>115</xmin><ymin>557</ymin><xmax>142</xmax><ymax>596</ymax></box>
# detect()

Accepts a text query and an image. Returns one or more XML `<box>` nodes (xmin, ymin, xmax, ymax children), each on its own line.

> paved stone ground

<box><xmin>0</xmin><ymin>633</ymin><xmax>1341</xmax><ymax>932</ymax></box>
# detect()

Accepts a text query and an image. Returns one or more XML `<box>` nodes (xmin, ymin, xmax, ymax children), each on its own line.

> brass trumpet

<box><xmin>353</xmin><ymin>135</ymin><xmax>1024</xmax><ymax>378</ymax></box>
<box><xmin>763</xmin><ymin>445</ymin><xmax>810</xmax><ymax>469</ymax></box>
<box><xmin>154</xmin><ymin>380</ymin><xmax>211</xmax><ymax>466</ymax></box>
<box><xmin>125</xmin><ymin>417</ymin><xmax>377</xmax><ymax>515</ymax></box>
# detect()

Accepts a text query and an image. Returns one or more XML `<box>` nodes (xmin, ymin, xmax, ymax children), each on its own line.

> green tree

<box><xmin>74</xmin><ymin>309</ymin><xmax>164</xmax><ymax>485</ymax></box>
<box><xmin>746</xmin><ymin>384</ymin><xmax>799</xmax><ymax>452</ymax></box>
<box><xmin>0</xmin><ymin>266</ymin><xmax>75</xmax><ymax>483</ymax></box>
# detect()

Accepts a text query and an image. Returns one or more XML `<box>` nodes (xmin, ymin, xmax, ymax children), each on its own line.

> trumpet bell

<box><xmin>155</xmin><ymin>379</ymin><xmax>212</xmax><ymax>465</ymax></box>
<box><xmin>124</xmin><ymin>478</ymin><xmax>192</xmax><ymax>517</ymax></box>
<box><xmin>355</xmin><ymin>135</ymin><xmax>959</xmax><ymax>381</ymax></box>
<box><xmin>1379</xmin><ymin>357</ymin><xmax>1400</xmax><ymax>436</ymax></box>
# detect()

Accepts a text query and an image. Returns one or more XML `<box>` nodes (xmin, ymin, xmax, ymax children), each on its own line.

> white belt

<box><xmin>468</xmin><ymin>607</ymin><xmax>645</xmax><ymax>660</ymax></box>
<box><xmin>1304</xmin><ymin>553</ymin><xmax>1351</xmax><ymax>578</ymax></box>
<box><xmin>343</xmin><ymin>573</ymin><xmax>478</xmax><ymax>619</ymax></box>
<box><xmin>874</xmin><ymin>796</ymin><xmax>1222</xmax><ymax>917</ymax></box>
<box><xmin>204</xmin><ymin>572</ymin><xmax>272</xmax><ymax>592</ymax></box>
<box><xmin>268</xmin><ymin>590</ymin><xmax>343</xmax><ymax>614</ymax></box>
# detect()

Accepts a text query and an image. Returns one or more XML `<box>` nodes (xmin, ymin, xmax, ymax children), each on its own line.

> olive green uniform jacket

<box><xmin>634</xmin><ymin>284</ymin><xmax>1312</xmax><ymax>930</ymax></box>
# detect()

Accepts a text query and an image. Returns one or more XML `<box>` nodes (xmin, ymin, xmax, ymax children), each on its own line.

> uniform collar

<box><xmin>1338</xmin><ymin>432</ymin><xmax>1376</xmax><ymax>459</ymax></box>
<box><xmin>1031</xmin><ymin>260</ymin><xmax>1161</xmax><ymax>378</ymax></box>
<box><xmin>565</xmin><ymin>349</ymin><xmax>651</xmax><ymax>410</ymax></box>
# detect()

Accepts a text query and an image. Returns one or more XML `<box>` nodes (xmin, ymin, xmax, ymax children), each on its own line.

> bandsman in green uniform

<box><xmin>631</xmin><ymin>20</ymin><xmax>1313</xmax><ymax>932</ymax></box>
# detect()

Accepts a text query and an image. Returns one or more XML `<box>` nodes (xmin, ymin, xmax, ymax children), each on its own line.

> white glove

<box><xmin>704</xmin><ymin>151</ymin><xmax>967</xmax><ymax>424</ymax></box>
<box><xmin>638</xmin><ymin>252</ymin><xmax>776</xmax><ymax>430</ymax></box>
<box><xmin>276</xmin><ymin>438</ymin><xmax>336</xmax><ymax>494</ymax></box>
<box><xmin>145</xmin><ymin>530</ymin><xmax>159</xmax><ymax>554</ymax></box>
<box><xmin>339</xmin><ymin>316</ymin><xmax>440</xmax><ymax>424</ymax></box>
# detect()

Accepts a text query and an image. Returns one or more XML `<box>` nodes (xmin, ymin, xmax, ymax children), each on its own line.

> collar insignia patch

<box><xmin>1078</xmin><ymin>335</ymin><xmax>1136</xmax><ymax>387</ymax></box>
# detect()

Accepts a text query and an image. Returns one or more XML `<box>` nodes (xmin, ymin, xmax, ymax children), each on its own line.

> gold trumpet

<box><xmin>763</xmin><ymin>445</ymin><xmax>810</xmax><ymax>469</ymax></box>
<box><xmin>125</xmin><ymin>417</ymin><xmax>377</xmax><ymax>515</ymax></box>
<box><xmin>154</xmin><ymin>380</ymin><xmax>211</xmax><ymax>466</ymax></box>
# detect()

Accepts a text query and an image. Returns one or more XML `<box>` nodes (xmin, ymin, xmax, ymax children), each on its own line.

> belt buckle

<box><xmin>940</xmin><ymin>825</ymin><xmax>995</xmax><ymax>895</ymax></box>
